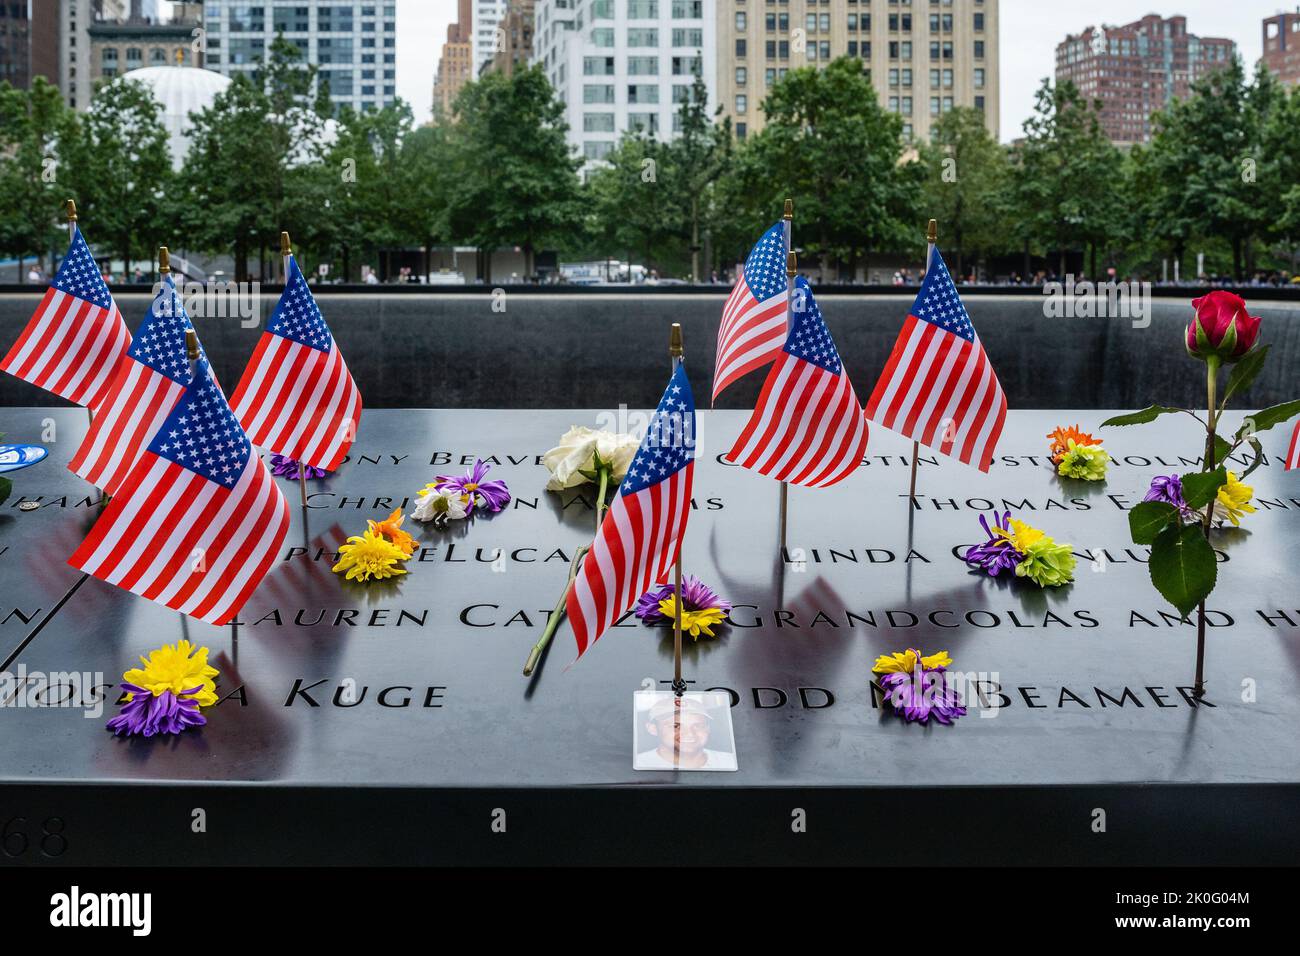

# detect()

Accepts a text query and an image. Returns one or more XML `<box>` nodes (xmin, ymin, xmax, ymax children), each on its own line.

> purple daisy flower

<box><xmin>270</xmin><ymin>455</ymin><xmax>327</xmax><ymax>480</ymax></box>
<box><xmin>435</xmin><ymin>459</ymin><xmax>511</xmax><ymax>515</ymax></box>
<box><xmin>963</xmin><ymin>510</ymin><xmax>1023</xmax><ymax>577</ymax></box>
<box><xmin>1144</xmin><ymin>474</ymin><xmax>1192</xmax><ymax>518</ymax></box>
<box><xmin>634</xmin><ymin>575</ymin><xmax>732</xmax><ymax>624</ymax></box>
<box><xmin>878</xmin><ymin>654</ymin><xmax>967</xmax><ymax>725</ymax></box>
<box><xmin>106</xmin><ymin>683</ymin><xmax>207</xmax><ymax>737</ymax></box>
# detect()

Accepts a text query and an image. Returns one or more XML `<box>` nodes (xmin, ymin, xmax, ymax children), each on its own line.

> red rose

<box><xmin>1186</xmin><ymin>291</ymin><xmax>1261</xmax><ymax>363</ymax></box>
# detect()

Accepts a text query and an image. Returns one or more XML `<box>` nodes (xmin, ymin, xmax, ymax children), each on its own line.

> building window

<box><xmin>628</xmin><ymin>112</ymin><xmax>659</xmax><ymax>134</ymax></box>
<box><xmin>627</xmin><ymin>84</ymin><xmax>659</xmax><ymax>104</ymax></box>
<box><xmin>974</xmin><ymin>40</ymin><xmax>985</xmax><ymax>58</ymax></box>
<box><xmin>735</xmin><ymin>93</ymin><xmax>748</xmax><ymax>113</ymax></box>
<box><xmin>591</xmin><ymin>27</ymin><xmax>614</xmax><ymax>47</ymax></box>
<box><xmin>735</xmin><ymin>38</ymin><xmax>746</xmax><ymax>56</ymax></box>
<box><xmin>736</xmin><ymin>121</ymin><xmax>747</xmax><ymax>140</ymax></box>
<box><xmin>974</xmin><ymin>12</ymin><xmax>984</xmax><ymax>31</ymax></box>
<box><xmin>627</xmin><ymin>56</ymin><xmax>659</xmax><ymax>75</ymax></box>
<box><xmin>584</xmin><ymin>84</ymin><xmax>614</xmax><ymax>103</ymax></box>
<box><xmin>627</xmin><ymin>0</ymin><xmax>658</xmax><ymax>17</ymax></box>
<box><xmin>584</xmin><ymin>112</ymin><xmax>616</xmax><ymax>132</ymax></box>
<box><xmin>672</xmin><ymin>84</ymin><xmax>692</xmax><ymax>102</ymax></box>
<box><xmin>628</xmin><ymin>28</ymin><xmax>659</xmax><ymax>46</ymax></box>
<box><xmin>584</xmin><ymin>56</ymin><xmax>615</xmax><ymax>75</ymax></box>
<box><xmin>974</xmin><ymin>67</ymin><xmax>985</xmax><ymax>88</ymax></box>
<box><xmin>672</xmin><ymin>55</ymin><xmax>702</xmax><ymax>75</ymax></box>
<box><xmin>736</xmin><ymin>12</ymin><xmax>746</xmax><ymax>31</ymax></box>
<box><xmin>584</xmin><ymin>141</ymin><xmax>614</xmax><ymax>160</ymax></box>
<box><xmin>735</xmin><ymin>66</ymin><xmax>747</xmax><ymax>85</ymax></box>
<box><xmin>671</xmin><ymin>0</ymin><xmax>702</xmax><ymax>16</ymax></box>
<box><xmin>672</xmin><ymin>27</ymin><xmax>703</xmax><ymax>46</ymax></box>
<box><xmin>974</xmin><ymin>95</ymin><xmax>985</xmax><ymax>112</ymax></box>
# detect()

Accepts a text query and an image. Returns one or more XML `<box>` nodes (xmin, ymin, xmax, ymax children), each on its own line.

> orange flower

<box><xmin>367</xmin><ymin>507</ymin><xmax>417</xmax><ymax>558</ymax></box>
<box><xmin>1047</xmin><ymin>424</ymin><xmax>1101</xmax><ymax>464</ymax></box>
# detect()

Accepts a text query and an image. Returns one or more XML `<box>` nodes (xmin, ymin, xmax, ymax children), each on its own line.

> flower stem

<box><xmin>595</xmin><ymin>466</ymin><xmax>610</xmax><ymax>535</ymax></box>
<box><xmin>1194</xmin><ymin>355</ymin><xmax>1220</xmax><ymax>701</ymax></box>
<box><xmin>523</xmin><ymin>543</ymin><xmax>589</xmax><ymax>676</ymax></box>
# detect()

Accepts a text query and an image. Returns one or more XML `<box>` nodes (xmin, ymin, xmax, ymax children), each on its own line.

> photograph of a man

<box><xmin>633</xmin><ymin>691</ymin><xmax>738</xmax><ymax>771</ymax></box>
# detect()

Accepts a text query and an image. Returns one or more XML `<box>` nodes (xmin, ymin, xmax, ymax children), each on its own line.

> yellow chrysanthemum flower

<box><xmin>1213</xmin><ymin>470</ymin><xmax>1257</xmax><ymax>527</ymax></box>
<box><xmin>657</xmin><ymin>595</ymin><xmax>727</xmax><ymax>639</ymax></box>
<box><xmin>872</xmin><ymin>649</ymin><xmax>953</xmax><ymax>674</ymax></box>
<box><xmin>122</xmin><ymin>639</ymin><xmax>218</xmax><ymax>707</ymax></box>
<box><xmin>368</xmin><ymin>507</ymin><xmax>417</xmax><ymax>557</ymax></box>
<box><xmin>995</xmin><ymin>518</ymin><xmax>1045</xmax><ymax>554</ymax></box>
<box><xmin>332</xmin><ymin>528</ymin><xmax>409</xmax><ymax>582</ymax></box>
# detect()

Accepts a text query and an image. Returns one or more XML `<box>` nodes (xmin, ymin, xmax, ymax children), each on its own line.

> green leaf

<box><xmin>0</xmin><ymin>476</ymin><xmax>10</xmax><ymax>509</ymax></box>
<box><xmin>1209</xmin><ymin>434</ymin><xmax>1233</xmax><ymax>468</ymax></box>
<box><xmin>1220</xmin><ymin>344</ymin><xmax>1269</xmax><ymax>407</ymax></box>
<box><xmin>1181</xmin><ymin>467</ymin><xmax>1227</xmax><ymax>511</ymax></box>
<box><xmin>1128</xmin><ymin>501</ymin><xmax>1179</xmax><ymax>545</ymax></box>
<box><xmin>1240</xmin><ymin>437</ymin><xmax>1265</xmax><ymax>480</ymax></box>
<box><xmin>1236</xmin><ymin>399</ymin><xmax>1300</xmax><ymax>440</ymax></box>
<box><xmin>1100</xmin><ymin>405</ymin><xmax>1186</xmax><ymax>427</ymax></box>
<box><xmin>1148</xmin><ymin>523</ymin><xmax>1218</xmax><ymax>618</ymax></box>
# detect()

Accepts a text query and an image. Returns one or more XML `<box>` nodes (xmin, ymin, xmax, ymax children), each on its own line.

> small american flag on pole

<box><xmin>713</xmin><ymin>221</ymin><xmax>788</xmax><ymax>402</ymax></box>
<box><xmin>1</xmin><ymin>224</ymin><xmax>130</xmax><ymax>411</ymax></box>
<box><xmin>229</xmin><ymin>255</ymin><xmax>360</xmax><ymax>470</ymax></box>
<box><xmin>866</xmin><ymin>247</ymin><xmax>1006</xmax><ymax>472</ymax></box>
<box><xmin>68</xmin><ymin>274</ymin><xmax>212</xmax><ymax>495</ymax></box>
<box><xmin>1287</xmin><ymin>420</ymin><xmax>1300</xmax><ymax>471</ymax></box>
<box><xmin>726</xmin><ymin>276</ymin><xmax>869</xmax><ymax>487</ymax></box>
<box><xmin>70</xmin><ymin>356</ymin><xmax>290</xmax><ymax>625</ymax></box>
<box><xmin>567</xmin><ymin>361</ymin><xmax>696</xmax><ymax>660</ymax></box>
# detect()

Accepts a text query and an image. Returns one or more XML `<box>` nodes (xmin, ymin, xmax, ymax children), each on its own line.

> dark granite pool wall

<box><xmin>1</xmin><ymin>291</ymin><xmax>1297</xmax><ymax>410</ymax></box>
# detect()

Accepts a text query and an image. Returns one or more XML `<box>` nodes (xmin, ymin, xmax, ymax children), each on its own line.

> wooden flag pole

<box><xmin>670</xmin><ymin>322</ymin><xmax>687</xmax><ymax>697</ymax></box>
<box><xmin>68</xmin><ymin>200</ymin><xmax>93</xmax><ymax>428</ymax></box>
<box><xmin>281</xmin><ymin>231</ymin><xmax>308</xmax><ymax>509</ymax></box>
<box><xmin>909</xmin><ymin>219</ymin><xmax>937</xmax><ymax>502</ymax></box>
<box><xmin>779</xmin><ymin>199</ymin><xmax>793</xmax><ymax>551</ymax></box>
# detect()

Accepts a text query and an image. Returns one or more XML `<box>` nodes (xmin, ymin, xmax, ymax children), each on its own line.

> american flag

<box><xmin>713</xmin><ymin>221</ymin><xmax>788</xmax><ymax>402</ymax></box>
<box><xmin>567</xmin><ymin>361</ymin><xmax>696</xmax><ymax>660</ymax></box>
<box><xmin>229</xmin><ymin>254</ymin><xmax>360</xmax><ymax>471</ymax></box>
<box><xmin>866</xmin><ymin>247</ymin><xmax>1006</xmax><ymax>472</ymax></box>
<box><xmin>726</xmin><ymin>277</ymin><xmax>869</xmax><ymax>487</ymax></box>
<box><xmin>1</xmin><ymin>225</ymin><xmax>130</xmax><ymax>411</ymax></box>
<box><xmin>69</xmin><ymin>356</ymin><xmax>290</xmax><ymax>625</ymax></box>
<box><xmin>68</xmin><ymin>274</ymin><xmax>212</xmax><ymax>495</ymax></box>
<box><xmin>1287</xmin><ymin>420</ymin><xmax>1300</xmax><ymax>471</ymax></box>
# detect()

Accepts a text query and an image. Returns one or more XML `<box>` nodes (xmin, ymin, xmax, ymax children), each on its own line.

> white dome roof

<box><xmin>120</xmin><ymin>65</ymin><xmax>232</xmax><ymax>169</ymax></box>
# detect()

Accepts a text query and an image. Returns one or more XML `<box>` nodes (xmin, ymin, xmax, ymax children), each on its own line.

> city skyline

<box><xmin>409</xmin><ymin>0</ymin><xmax>1270</xmax><ymax>141</ymax></box>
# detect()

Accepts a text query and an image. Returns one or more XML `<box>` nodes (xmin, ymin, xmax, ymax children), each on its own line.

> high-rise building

<box><xmin>202</xmin><ymin>0</ymin><xmax>398</xmax><ymax>114</ymax></box>
<box><xmin>59</xmin><ymin>1</ymin><xmax>129</xmax><ymax>109</ymax></box>
<box><xmin>89</xmin><ymin>2</ymin><xmax>204</xmax><ymax>86</ymax></box>
<box><xmin>718</xmin><ymin>0</ymin><xmax>998</xmax><ymax>143</ymax></box>
<box><xmin>487</xmin><ymin>0</ymin><xmax>534</xmax><ymax>77</ymax></box>
<box><xmin>534</xmin><ymin>0</ymin><xmax>717</xmax><ymax>166</ymax></box>
<box><xmin>1056</xmin><ymin>15</ymin><xmax>1235</xmax><ymax>146</ymax></box>
<box><xmin>0</xmin><ymin>1</ymin><xmax>61</xmax><ymax>90</ymax></box>
<box><xmin>1263</xmin><ymin>10</ymin><xmax>1300</xmax><ymax>88</ymax></box>
<box><xmin>473</xmin><ymin>0</ymin><xmax>508</xmax><ymax>75</ymax></box>
<box><xmin>434</xmin><ymin>0</ymin><xmax>474</xmax><ymax>114</ymax></box>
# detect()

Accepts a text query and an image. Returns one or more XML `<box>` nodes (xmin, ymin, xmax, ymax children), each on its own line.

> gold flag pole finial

<box><xmin>65</xmin><ymin>198</ymin><xmax>77</xmax><ymax>222</ymax></box>
<box><xmin>280</xmin><ymin>231</ymin><xmax>292</xmax><ymax>257</ymax></box>
<box><xmin>159</xmin><ymin>246</ymin><xmax>171</xmax><ymax>275</ymax></box>
<box><xmin>927</xmin><ymin>218</ymin><xmax>938</xmax><ymax>244</ymax></box>
<box><xmin>669</xmin><ymin>322</ymin><xmax>683</xmax><ymax>361</ymax></box>
<box><xmin>185</xmin><ymin>329</ymin><xmax>198</xmax><ymax>362</ymax></box>
<box><xmin>787</xmin><ymin>250</ymin><xmax>797</xmax><ymax>277</ymax></box>
<box><xmin>783</xmin><ymin>198</ymin><xmax>793</xmax><ymax>221</ymax></box>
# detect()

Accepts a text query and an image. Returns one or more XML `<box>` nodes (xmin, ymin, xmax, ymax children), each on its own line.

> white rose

<box><xmin>542</xmin><ymin>426</ymin><xmax>639</xmax><ymax>491</ymax></box>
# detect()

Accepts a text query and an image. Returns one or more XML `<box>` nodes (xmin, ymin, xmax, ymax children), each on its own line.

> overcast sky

<box><xmin>384</xmin><ymin>1</ymin><xmax>1269</xmax><ymax>138</ymax></box>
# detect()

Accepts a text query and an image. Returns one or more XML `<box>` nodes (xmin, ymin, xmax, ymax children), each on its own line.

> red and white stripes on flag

<box><xmin>713</xmin><ymin>221</ymin><xmax>788</xmax><ymax>402</ymax></box>
<box><xmin>727</xmin><ymin>276</ymin><xmax>868</xmax><ymax>487</ymax></box>
<box><xmin>0</xmin><ymin>225</ymin><xmax>130</xmax><ymax>411</ymax></box>
<box><xmin>230</xmin><ymin>255</ymin><xmax>360</xmax><ymax>471</ymax></box>
<box><xmin>567</xmin><ymin>362</ymin><xmax>696</xmax><ymax>660</ymax></box>
<box><xmin>1287</xmin><ymin>419</ymin><xmax>1300</xmax><ymax>471</ymax></box>
<box><xmin>68</xmin><ymin>274</ymin><xmax>210</xmax><ymax>495</ymax></box>
<box><xmin>866</xmin><ymin>247</ymin><xmax>1006</xmax><ymax>472</ymax></box>
<box><xmin>70</xmin><ymin>357</ymin><xmax>290</xmax><ymax>625</ymax></box>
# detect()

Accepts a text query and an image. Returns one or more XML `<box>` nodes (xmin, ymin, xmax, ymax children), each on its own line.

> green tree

<box><xmin>0</xmin><ymin>77</ymin><xmax>74</xmax><ymax>279</ymax></box>
<box><xmin>444</xmin><ymin>65</ymin><xmax>582</xmax><ymax>280</ymax></box>
<box><xmin>734</xmin><ymin>57</ymin><xmax>921</xmax><ymax>281</ymax></box>
<box><xmin>1011</xmin><ymin>79</ymin><xmax>1126</xmax><ymax>278</ymax></box>
<box><xmin>920</xmin><ymin>105</ymin><xmax>1011</xmax><ymax>278</ymax></box>
<box><xmin>62</xmin><ymin>78</ymin><xmax>172</xmax><ymax>275</ymax></box>
<box><xmin>178</xmin><ymin>37</ymin><xmax>328</xmax><ymax>280</ymax></box>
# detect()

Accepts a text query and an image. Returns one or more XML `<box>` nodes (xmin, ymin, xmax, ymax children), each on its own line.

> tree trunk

<box><xmin>235</xmin><ymin>239</ymin><xmax>248</xmax><ymax>284</ymax></box>
<box><xmin>1022</xmin><ymin>239</ymin><xmax>1030</xmax><ymax>280</ymax></box>
<box><xmin>1089</xmin><ymin>242</ymin><xmax>1097</xmax><ymax>279</ymax></box>
<box><xmin>16</xmin><ymin>256</ymin><xmax>22</xmax><ymax>283</ymax></box>
<box><xmin>1231</xmin><ymin>237</ymin><xmax>1242</xmax><ymax>281</ymax></box>
<box><xmin>690</xmin><ymin>197</ymin><xmax>700</xmax><ymax>283</ymax></box>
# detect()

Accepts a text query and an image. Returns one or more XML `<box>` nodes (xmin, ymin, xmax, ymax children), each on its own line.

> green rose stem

<box><xmin>523</xmin><ymin>464</ymin><xmax>611</xmax><ymax>676</ymax></box>
<box><xmin>1193</xmin><ymin>355</ymin><xmax>1220</xmax><ymax>700</ymax></box>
